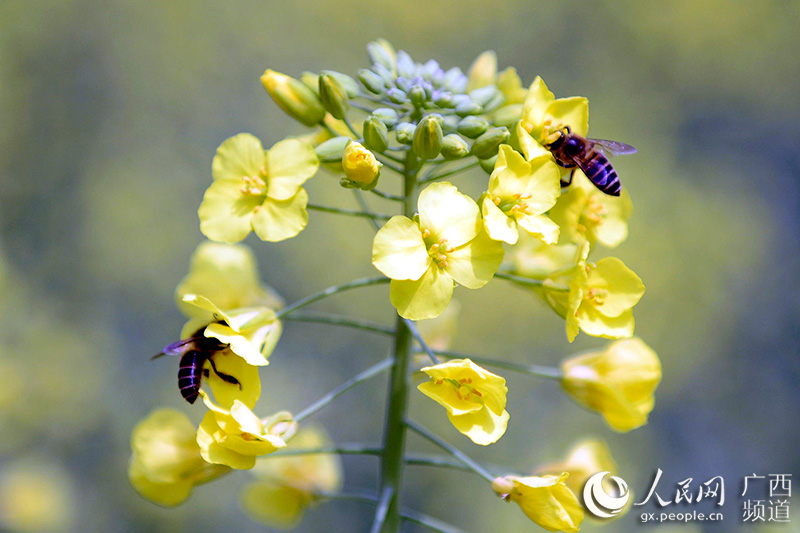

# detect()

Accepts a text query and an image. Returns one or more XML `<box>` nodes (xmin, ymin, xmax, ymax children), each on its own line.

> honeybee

<box><xmin>152</xmin><ymin>327</ymin><xmax>241</xmax><ymax>404</ymax></box>
<box><xmin>544</xmin><ymin>126</ymin><xmax>637</xmax><ymax>196</ymax></box>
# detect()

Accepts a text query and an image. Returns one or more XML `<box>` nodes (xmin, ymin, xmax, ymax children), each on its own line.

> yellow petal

<box><xmin>578</xmin><ymin>306</ymin><xmax>635</xmax><ymax>339</ymax></box>
<box><xmin>521</xmin><ymin>77</ymin><xmax>554</xmax><ymax>131</ymax></box>
<box><xmin>511</xmin><ymin>121</ymin><xmax>550</xmax><ymax>161</ymax></box>
<box><xmin>198</xmin><ymin>180</ymin><xmax>261</xmax><ymax>244</ymax></box>
<box><xmin>417</xmin><ymin>380</ymin><xmax>483</xmax><ymax>416</ymax></box>
<box><xmin>205</xmin><ymin>350</ymin><xmax>261</xmax><ymax>409</ymax></box>
<box><xmin>466</xmin><ymin>50</ymin><xmax>497</xmax><ymax>91</ymax></box>
<box><xmin>128</xmin><ymin>459</ymin><xmax>193</xmax><ymax>507</ymax></box>
<box><xmin>372</xmin><ymin>216</ymin><xmax>431</xmax><ymax>280</ymax></box>
<box><xmin>265</xmin><ymin>139</ymin><xmax>319</xmax><ymax>201</ymax></box>
<box><xmin>418</xmin><ymin>182</ymin><xmax>481</xmax><ymax>248</ymax></box>
<box><xmin>212</xmin><ymin>133</ymin><xmax>265</xmax><ymax>182</ymax></box>
<box><xmin>511</xmin><ymin>474</ymin><xmax>583</xmax><ymax>532</ymax></box>
<box><xmin>444</xmin><ymin>232</ymin><xmax>504</xmax><ymax>289</ymax></box>
<box><xmin>545</xmin><ymin>97</ymin><xmax>589</xmax><ymax>137</ymax></box>
<box><xmin>516</xmin><ymin>214</ymin><xmax>560</xmax><ymax>245</ymax></box>
<box><xmin>251</xmin><ymin>189</ymin><xmax>309</xmax><ymax>242</ymax></box>
<box><xmin>447</xmin><ymin>406</ymin><xmax>509</xmax><ymax>446</ymax></box>
<box><xmin>241</xmin><ymin>483</ymin><xmax>310</xmax><ymax>529</ymax></box>
<box><xmin>482</xmin><ymin>195</ymin><xmax>519</xmax><ymax>245</ymax></box>
<box><xmin>389</xmin><ymin>266</ymin><xmax>454</xmax><ymax>320</ymax></box>
<box><xmin>197</xmin><ymin>412</ymin><xmax>256</xmax><ymax>470</ymax></box>
<box><xmin>588</xmin><ymin>258</ymin><xmax>645</xmax><ymax>317</ymax></box>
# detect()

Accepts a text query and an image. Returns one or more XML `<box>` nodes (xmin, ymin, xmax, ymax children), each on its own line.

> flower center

<box><xmin>494</xmin><ymin>193</ymin><xmax>533</xmax><ymax>216</ymax></box>
<box><xmin>240</xmin><ymin>166</ymin><xmax>269</xmax><ymax>196</ymax></box>
<box><xmin>576</xmin><ymin>196</ymin><xmax>608</xmax><ymax>234</ymax></box>
<box><xmin>436</xmin><ymin>377</ymin><xmax>484</xmax><ymax>402</ymax></box>
<box><xmin>540</xmin><ymin>119</ymin><xmax>567</xmax><ymax>145</ymax></box>
<box><xmin>421</xmin><ymin>229</ymin><xmax>455</xmax><ymax>269</ymax></box>
<box><xmin>585</xmin><ymin>287</ymin><xmax>609</xmax><ymax>306</ymax></box>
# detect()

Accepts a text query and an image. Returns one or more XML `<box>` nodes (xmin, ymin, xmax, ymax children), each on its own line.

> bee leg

<box><xmin>560</xmin><ymin>168</ymin><xmax>576</xmax><ymax>188</ymax></box>
<box><xmin>207</xmin><ymin>358</ymin><xmax>242</xmax><ymax>389</ymax></box>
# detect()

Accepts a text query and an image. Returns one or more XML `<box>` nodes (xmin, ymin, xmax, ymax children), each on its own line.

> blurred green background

<box><xmin>1</xmin><ymin>1</ymin><xmax>798</xmax><ymax>531</ymax></box>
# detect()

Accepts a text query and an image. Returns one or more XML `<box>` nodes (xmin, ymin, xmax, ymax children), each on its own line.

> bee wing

<box><xmin>152</xmin><ymin>338</ymin><xmax>195</xmax><ymax>359</ymax></box>
<box><xmin>588</xmin><ymin>138</ymin><xmax>637</xmax><ymax>157</ymax></box>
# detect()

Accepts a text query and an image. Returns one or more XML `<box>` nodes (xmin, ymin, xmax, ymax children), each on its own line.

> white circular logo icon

<box><xmin>583</xmin><ymin>471</ymin><xmax>630</xmax><ymax>518</ymax></box>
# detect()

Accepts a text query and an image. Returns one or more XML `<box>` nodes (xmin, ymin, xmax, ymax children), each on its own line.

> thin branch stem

<box><xmin>369</xmin><ymin>188</ymin><xmax>404</xmax><ymax>202</ymax></box>
<box><xmin>376</xmin><ymin>155</ymin><xmax>405</xmax><ymax>174</ymax></box>
<box><xmin>307</xmin><ymin>203</ymin><xmax>392</xmax><ymax>221</ymax></box>
<box><xmin>275</xmin><ymin>276</ymin><xmax>390</xmax><ymax>318</ymax></box>
<box><xmin>294</xmin><ymin>358</ymin><xmax>393</xmax><ymax>423</ymax></box>
<box><xmin>403</xmin><ymin>319</ymin><xmax>440</xmax><ymax>364</ymax></box>
<box><xmin>282</xmin><ymin>311</ymin><xmax>394</xmax><ymax>336</ymax></box>
<box><xmin>419</xmin><ymin>160</ymin><xmax>480</xmax><ymax>184</ymax></box>
<box><xmin>494</xmin><ymin>271</ymin><xmax>569</xmax><ymax>292</ymax></box>
<box><xmin>402</xmin><ymin>510</ymin><xmax>466</xmax><ymax>533</ymax></box>
<box><xmin>405</xmin><ymin>419</ymin><xmax>496</xmax><ymax>484</ymax></box>
<box><xmin>432</xmin><ymin>350</ymin><xmax>563</xmax><ymax>380</ymax></box>
<box><xmin>267</xmin><ymin>444</ymin><xmax>383</xmax><ymax>458</ymax></box>
<box><xmin>370</xmin><ymin>487</ymin><xmax>395</xmax><ymax>533</ymax></box>
<box><xmin>343</xmin><ymin>116</ymin><xmax>361</xmax><ymax>138</ymax></box>
<box><xmin>352</xmin><ymin>190</ymin><xmax>381</xmax><ymax>231</ymax></box>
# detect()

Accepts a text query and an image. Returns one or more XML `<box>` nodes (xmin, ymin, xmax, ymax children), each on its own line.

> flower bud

<box><xmin>321</xmin><ymin>70</ymin><xmax>359</xmax><ymax>98</ymax></box>
<box><xmin>491</xmin><ymin>103</ymin><xmax>523</xmax><ymax>128</ymax></box>
<box><xmin>433</xmin><ymin>91</ymin><xmax>454</xmax><ymax>108</ymax></box>
<box><xmin>441</xmin><ymin>134</ymin><xmax>470</xmax><ymax>160</ymax></box>
<box><xmin>358</xmin><ymin>69</ymin><xmax>385</xmax><ymax>94</ymax></box>
<box><xmin>318</xmin><ymin>73</ymin><xmax>349</xmax><ymax>120</ymax></box>
<box><xmin>300</xmin><ymin>71</ymin><xmax>320</xmax><ymax>94</ymax></box>
<box><xmin>469</xmin><ymin>86</ymin><xmax>500</xmax><ymax>107</ymax></box>
<box><xmin>455</xmin><ymin>101</ymin><xmax>483</xmax><ymax>117</ymax></box>
<box><xmin>367</xmin><ymin>39</ymin><xmax>396</xmax><ymax>74</ymax></box>
<box><xmin>467</xmin><ymin>50</ymin><xmax>497</xmax><ymax>92</ymax></box>
<box><xmin>395</xmin><ymin>122</ymin><xmax>416</xmax><ymax>145</ymax></box>
<box><xmin>314</xmin><ymin>136</ymin><xmax>351</xmax><ymax>163</ymax></box>
<box><xmin>371</xmin><ymin>107</ymin><xmax>399</xmax><ymax>128</ymax></box>
<box><xmin>409</xmin><ymin>86</ymin><xmax>427</xmax><ymax>107</ymax></box>
<box><xmin>457</xmin><ymin>116</ymin><xmax>489</xmax><ymax>138</ymax></box>
<box><xmin>372</xmin><ymin>63</ymin><xmax>396</xmax><ymax>86</ymax></box>
<box><xmin>363</xmin><ymin>117</ymin><xmax>389</xmax><ymax>153</ymax></box>
<box><xmin>413</xmin><ymin>114</ymin><xmax>444</xmax><ymax>160</ymax></box>
<box><xmin>342</xmin><ymin>141</ymin><xmax>382</xmax><ymax>189</ymax></box>
<box><xmin>479</xmin><ymin>154</ymin><xmax>498</xmax><ymax>174</ymax></box>
<box><xmin>261</xmin><ymin>70</ymin><xmax>325</xmax><ymax>127</ymax></box>
<box><xmin>470</xmin><ymin>127</ymin><xmax>510</xmax><ymax>159</ymax></box>
<box><xmin>442</xmin><ymin>67</ymin><xmax>467</xmax><ymax>93</ymax></box>
<box><xmin>396</xmin><ymin>50</ymin><xmax>415</xmax><ymax>78</ymax></box>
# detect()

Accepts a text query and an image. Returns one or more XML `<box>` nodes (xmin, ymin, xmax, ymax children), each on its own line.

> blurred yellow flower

<box><xmin>199</xmin><ymin>133</ymin><xmax>319</xmax><ymax>243</ymax></box>
<box><xmin>0</xmin><ymin>460</ymin><xmax>75</xmax><ymax>532</ymax></box>
<box><xmin>418</xmin><ymin>358</ymin><xmax>509</xmax><ymax>445</ymax></box>
<box><xmin>180</xmin><ymin>294</ymin><xmax>281</xmax><ymax>367</ymax></box>
<box><xmin>511</xmin><ymin>235</ymin><xmax>579</xmax><ymax>280</ymax></box>
<box><xmin>542</xmin><ymin>246</ymin><xmax>645</xmax><ymax>342</ymax></box>
<box><xmin>175</xmin><ymin>241</ymin><xmax>283</xmax><ymax>317</ymax></box>
<box><xmin>481</xmin><ymin>145</ymin><xmax>561</xmax><ymax>245</ymax></box>
<box><xmin>561</xmin><ymin>338</ymin><xmax>662</xmax><ymax>432</ymax></box>
<box><xmin>466</xmin><ymin>50</ymin><xmax>497</xmax><ymax>92</ymax></box>
<box><xmin>197</xmin><ymin>394</ymin><xmax>296</xmax><ymax>470</ymax></box>
<box><xmin>241</xmin><ymin>427</ymin><xmax>343</xmax><ymax>529</ymax></box>
<box><xmin>549</xmin><ymin>172</ymin><xmax>633</xmax><ymax>248</ymax></box>
<box><xmin>372</xmin><ymin>182</ymin><xmax>504</xmax><ymax>320</ymax></box>
<box><xmin>536</xmin><ymin>439</ymin><xmax>618</xmax><ymax>496</ymax></box>
<box><xmin>129</xmin><ymin>409</ymin><xmax>228</xmax><ymax>507</ymax></box>
<box><xmin>341</xmin><ymin>141</ymin><xmax>381</xmax><ymax>189</ymax></box>
<box><xmin>492</xmin><ymin>473</ymin><xmax>583</xmax><ymax>532</ymax></box>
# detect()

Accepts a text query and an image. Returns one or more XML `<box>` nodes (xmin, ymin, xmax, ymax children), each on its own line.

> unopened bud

<box><xmin>359</xmin><ymin>69</ymin><xmax>385</xmax><ymax>94</ymax></box>
<box><xmin>457</xmin><ymin>116</ymin><xmax>489</xmax><ymax>138</ymax></box>
<box><xmin>409</xmin><ymin>86</ymin><xmax>427</xmax><ymax>107</ymax></box>
<box><xmin>342</xmin><ymin>141</ymin><xmax>382</xmax><ymax>189</ymax></box>
<box><xmin>491</xmin><ymin>103</ymin><xmax>523</xmax><ymax>129</ymax></box>
<box><xmin>470</xmin><ymin>127</ymin><xmax>510</xmax><ymax>159</ymax></box>
<box><xmin>441</xmin><ymin>134</ymin><xmax>470</xmax><ymax>160</ymax></box>
<box><xmin>315</xmin><ymin>136</ymin><xmax>351</xmax><ymax>163</ymax></box>
<box><xmin>479</xmin><ymin>154</ymin><xmax>498</xmax><ymax>174</ymax></box>
<box><xmin>387</xmin><ymin>88</ymin><xmax>408</xmax><ymax>104</ymax></box>
<box><xmin>413</xmin><ymin>114</ymin><xmax>444</xmax><ymax>160</ymax></box>
<box><xmin>396</xmin><ymin>50</ymin><xmax>415</xmax><ymax>78</ymax></box>
<box><xmin>371</xmin><ymin>108</ymin><xmax>399</xmax><ymax>128</ymax></box>
<box><xmin>363</xmin><ymin>117</ymin><xmax>389</xmax><ymax>153</ymax></box>
<box><xmin>395</xmin><ymin>122</ymin><xmax>416</xmax><ymax>145</ymax></box>
<box><xmin>319</xmin><ymin>73</ymin><xmax>350</xmax><ymax>120</ymax></box>
<box><xmin>261</xmin><ymin>69</ymin><xmax>325</xmax><ymax>127</ymax></box>
<box><xmin>321</xmin><ymin>70</ymin><xmax>359</xmax><ymax>98</ymax></box>
<box><xmin>469</xmin><ymin>86</ymin><xmax>500</xmax><ymax>107</ymax></box>
<box><xmin>367</xmin><ymin>39</ymin><xmax>396</xmax><ymax>74</ymax></box>
<box><xmin>455</xmin><ymin>101</ymin><xmax>483</xmax><ymax>117</ymax></box>
<box><xmin>467</xmin><ymin>50</ymin><xmax>498</xmax><ymax>92</ymax></box>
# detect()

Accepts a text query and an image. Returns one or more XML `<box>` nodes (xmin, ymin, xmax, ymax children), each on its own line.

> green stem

<box><xmin>275</xmin><ymin>276</ymin><xmax>389</xmax><ymax>318</ymax></box>
<box><xmin>267</xmin><ymin>444</ymin><xmax>382</xmax><ymax>458</ymax></box>
<box><xmin>494</xmin><ymin>271</ymin><xmax>569</xmax><ymax>291</ymax></box>
<box><xmin>419</xmin><ymin>160</ymin><xmax>479</xmax><ymax>184</ymax></box>
<box><xmin>369</xmin><ymin>188</ymin><xmax>404</xmax><ymax>202</ymax></box>
<box><xmin>405</xmin><ymin>419</ymin><xmax>496</xmax><ymax>484</ymax></box>
<box><xmin>307</xmin><ymin>203</ymin><xmax>392</xmax><ymax>221</ymax></box>
<box><xmin>402</xmin><ymin>510</ymin><xmax>466</xmax><ymax>533</ymax></box>
<box><xmin>370</xmin><ymin>487</ymin><xmax>395</xmax><ymax>533</ymax></box>
<box><xmin>376</xmin><ymin>156</ymin><xmax>405</xmax><ymax>174</ymax></box>
<box><xmin>352</xmin><ymin>190</ymin><xmax>381</xmax><ymax>231</ymax></box>
<box><xmin>294</xmin><ymin>358</ymin><xmax>393</xmax><ymax>423</ymax></box>
<box><xmin>432</xmin><ymin>350</ymin><xmax>563</xmax><ymax>380</ymax></box>
<box><xmin>282</xmin><ymin>311</ymin><xmax>394</xmax><ymax>336</ymax></box>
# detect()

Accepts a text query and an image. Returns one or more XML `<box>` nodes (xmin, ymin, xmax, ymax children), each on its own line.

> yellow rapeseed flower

<box><xmin>561</xmin><ymin>338</ymin><xmax>662</xmax><ymax>432</ymax></box>
<box><xmin>199</xmin><ymin>133</ymin><xmax>319</xmax><ymax>243</ymax></box>
<box><xmin>549</xmin><ymin>172</ymin><xmax>633</xmax><ymax>249</ymax></box>
<box><xmin>492</xmin><ymin>473</ymin><xmax>583</xmax><ymax>532</ymax></box>
<box><xmin>129</xmin><ymin>409</ymin><xmax>229</xmax><ymax>507</ymax></box>
<box><xmin>241</xmin><ymin>427</ymin><xmax>343</xmax><ymax>529</ymax></box>
<box><xmin>372</xmin><ymin>182</ymin><xmax>504</xmax><ymax>320</ymax></box>
<box><xmin>341</xmin><ymin>141</ymin><xmax>382</xmax><ymax>189</ymax></box>
<box><xmin>197</xmin><ymin>394</ymin><xmax>297</xmax><ymax>470</ymax></box>
<box><xmin>481</xmin><ymin>145</ymin><xmax>561</xmax><ymax>245</ymax></box>
<box><xmin>536</xmin><ymin>439</ymin><xmax>618</xmax><ymax>496</ymax></box>
<box><xmin>418</xmin><ymin>358</ymin><xmax>509</xmax><ymax>445</ymax></box>
<box><xmin>520</xmin><ymin>76</ymin><xmax>589</xmax><ymax>155</ymax></box>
